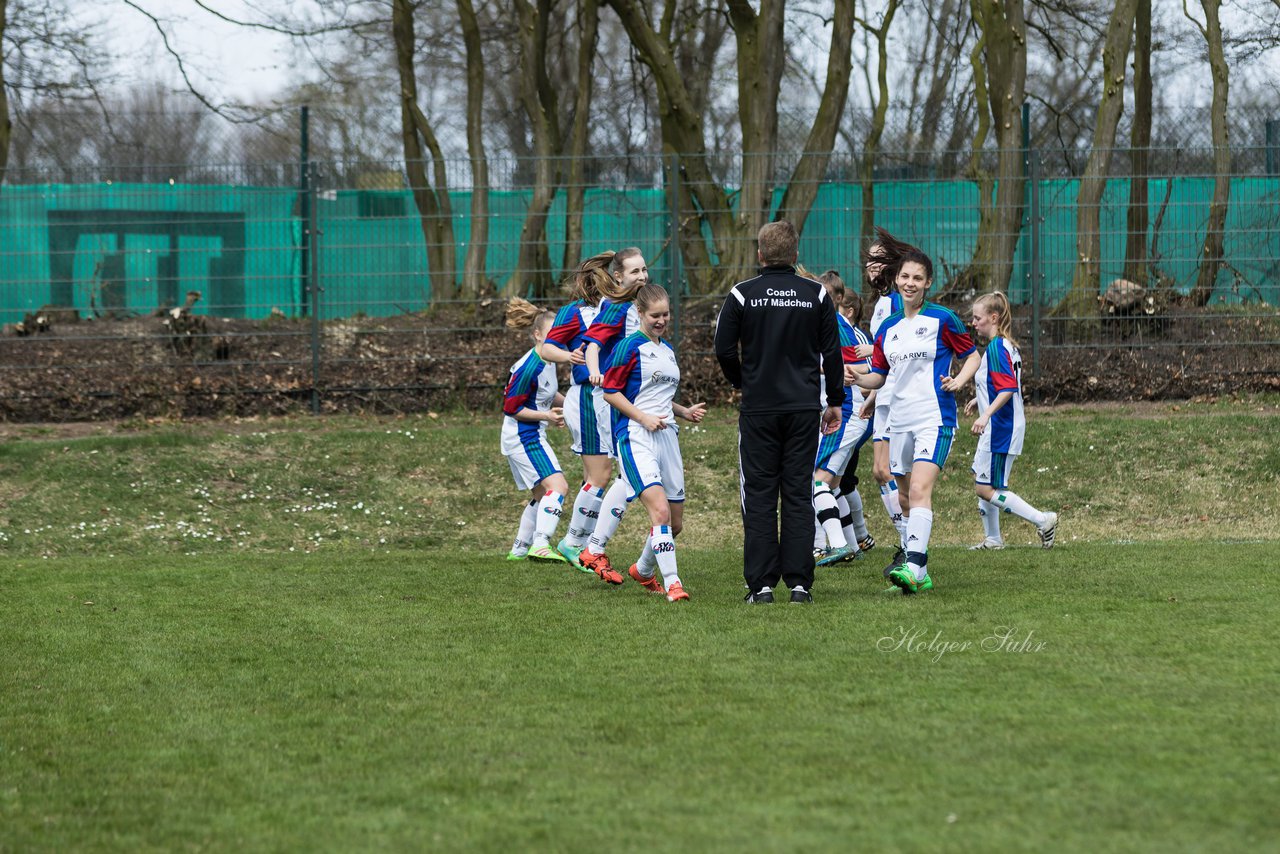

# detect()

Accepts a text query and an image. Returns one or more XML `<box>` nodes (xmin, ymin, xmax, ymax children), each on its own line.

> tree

<box><xmin>1054</xmin><ymin>0</ymin><xmax>1139</xmax><ymax>327</ymax></box>
<box><xmin>960</xmin><ymin>0</ymin><xmax>1028</xmax><ymax>297</ymax></box>
<box><xmin>392</xmin><ymin>0</ymin><xmax>458</xmax><ymax>300</ymax></box>
<box><xmin>457</xmin><ymin>0</ymin><xmax>491</xmax><ymax>298</ymax></box>
<box><xmin>603</xmin><ymin>0</ymin><xmax>857</xmax><ymax>293</ymax></box>
<box><xmin>846</xmin><ymin>0</ymin><xmax>895</xmax><ymax>258</ymax></box>
<box><xmin>1184</xmin><ymin>0</ymin><xmax>1230</xmax><ymax>307</ymax></box>
<box><xmin>1122</xmin><ymin>0</ymin><xmax>1151</xmax><ymax>286</ymax></box>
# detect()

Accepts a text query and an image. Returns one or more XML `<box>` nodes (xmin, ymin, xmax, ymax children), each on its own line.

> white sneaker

<box><xmin>968</xmin><ymin>537</ymin><xmax>1006</xmax><ymax>550</ymax></box>
<box><xmin>1037</xmin><ymin>512</ymin><xmax>1059</xmax><ymax>549</ymax></box>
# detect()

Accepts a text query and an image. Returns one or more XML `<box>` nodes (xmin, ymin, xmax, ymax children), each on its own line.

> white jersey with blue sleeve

<box><xmin>601</xmin><ymin>331</ymin><xmax>680</xmax><ymax>442</ymax></box>
<box><xmin>500</xmin><ymin>347</ymin><xmax>559</xmax><ymax>455</ymax></box>
<box><xmin>974</xmin><ymin>336</ymin><xmax>1025</xmax><ymax>455</ymax></box>
<box><xmin>870</xmin><ymin>302</ymin><xmax>976</xmax><ymax>431</ymax></box>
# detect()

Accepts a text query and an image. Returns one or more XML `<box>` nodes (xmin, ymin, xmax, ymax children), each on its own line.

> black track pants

<box><xmin>738</xmin><ymin>410</ymin><xmax>821</xmax><ymax>593</ymax></box>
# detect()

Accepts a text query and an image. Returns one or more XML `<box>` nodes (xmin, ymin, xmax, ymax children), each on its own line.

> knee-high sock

<box><xmin>813</xmin><ymin>480</ymin><xmax>848</xmax><ymax>549</ymax></box>
<box><xmin>531</xmin><ymin>491</ymin><xmax>564</xmax><ymax>547</ymax></box>
<box><xmin>837</xmin><ymin>488</ymin><xmax>869</xmax><ymax>542</ymax></box>
<box><xmin>636</xmin><ymin>538</ymin><xmax>657</xmax><ymax>577</ymax></box>
<box><xmin>649</xmin><ymin>525</ymin><xmax>679</xmax><ymax>588</ymax></box>
<box><xmin>586</xmin><ymin>478</ymin><xmax>628</xmax><ymax>554</ymax></box>
<box><xmin>814</xmin><ymin>516</ymin><xmax>826</xmax><ymax>550</ymax></box>
<box><xmin>979</xmin><ymin>498</ymin><xmax>1003</xmax><ymax>540</ymax></box>
<box><xmin>565</xmin><ymin>483</ymin><xmax>605</xmax><ymax>547</ymax></box>
<box><xmin>905</xmin><ymin>508</ymin><xmax>933</xmax><ymax>581</ymax></box>
<box><xmin>994</xmin><ymin>490</ymin><xmax>1048</xmax><ymax>527</ymax></box>
<box><xmin>511</xmin><ymin>500</ymin><xmax>538</xmax><ymax>555</ymax></box>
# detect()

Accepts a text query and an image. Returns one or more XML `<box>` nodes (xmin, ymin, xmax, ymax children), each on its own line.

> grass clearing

<box><xmin>2</xmin><ymin>399</ymin><xmax>1279</xmax><ymax>850</ymax></box>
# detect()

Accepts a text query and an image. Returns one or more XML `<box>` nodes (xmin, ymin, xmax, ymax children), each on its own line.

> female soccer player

<box><xmin>601</xmin><ymin>284</ymin><xmax>706</xmax><ymax>602</ymax></box>
<box><xmin>573</xmin><ymin>247</ymin><xmax>650</xmax><ymax>584</ymax></box>
<box><xmin>807</xmin><ymin>269</ymin><xmax>874</xmax><ymax>566</ymax></box>
<box><xmin>855</xmin><ymin>250</ymin><xmax>981</xmax><ymax>594</ymax></box>
<box><xmin>502</xmin><ymin>298</ymin><xmax>570</xmax><ymax>563</ymax></box>
<box><xmin>538</xmin><ymin>252</ymin><xmax>615</xmax><ymax>575</ymax></box>
<box><xmin>856</xmin><ymin>230</ymin><xmax>917</xmax><ymax>574</ymax></box>
<box><xmin>964</xmin><ymin>292</ymin><xmax>1059</xmax><ymax>549</ymax></box>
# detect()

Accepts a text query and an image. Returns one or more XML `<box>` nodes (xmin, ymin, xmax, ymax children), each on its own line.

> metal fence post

<box><xmin>1267</xmin><ymin>119</ymin><xmax>1279</xmax><ymax>176</ymax></box>
<box><xmin>299</xmin><ymin>106</ymin><xmax>310</xmax><ymax>317</ymax></box>
<box><xmin>1028</xmin><ymin>147</ymin><xmax>1043</xmax><ymax>404</ymax></box>
<box><xmin>665</xmin><ymin>153</ymin><xmax>684</xmax><ymax>347</ymax></box>
<box><xmin>308</xmin><ymin>161</ymin><xmax>322</xmax><ymax>415</ymax></box>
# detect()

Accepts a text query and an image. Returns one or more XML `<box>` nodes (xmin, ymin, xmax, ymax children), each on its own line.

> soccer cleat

<box><xmin>968</xmin><ymin>537</ymin><xmax>1006</xmax><ymax>551</ymax></box>
<box><xmin>628</xmin><ymin>563</ymin><xmax>664</xmax><ymax>593</ymax></box>
<box><xmin>527</xmin><ymin>544</ymin><xmax>567</xmax><ymax>563</ymax></box>
<box><xmin>883</xmin><ymin>547</ymin><xmax>907</xmax><ymax>578</ymax></box>
<box><xmin>744</xmin><ymin>587</ymin><xmax>775</xmax><ymax>604</ymax></box>
<box><xmin>789</xmin><ymin>585</ymin><xmax>813</xmax><ymax>604</ymax></box>
<box><xmin>888</xmin><ymin>567</ymin><xmax>930</xmax><ymax>594</ymax></box>
<box><xmin>1038</xmin><ymin>512</ymin><xmax>1059</xmax><ymax>549</ymax></box>
<box><xmin>816</xmin><ymin>544</ymin><xmax>858</xmax><ymax>566</ymax></box>
<box><xmin>665</xmin><ymin>581</ymin><xmax>690</xmax><ymax>602</ymax></box>
<box><xmin>505</xmin><ymin>551</ymin><xmax>527</xmax><ymax>561</ymax></box>
<box><xmin>857</xmin><ymin>533</ymin><xmax>876</xmax><ymax>552</ymax></box>
<box><xmin>580</xmin><ymin>549</ymin><xmax>622</xmax><ymax>584</ymax></box>
<box><xmin>813</xmin><ymin>547</ymin><xmax>827</xmax><ymax>561</ymax></box>
<box><xmin>557</xmin><ymin>537</ymin><xmax>586</xmax><ymax>569</ymax></box>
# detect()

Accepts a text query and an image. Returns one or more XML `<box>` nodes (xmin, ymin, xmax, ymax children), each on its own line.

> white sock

<box><xmin>531</xmin><ymin>490</ymin><xmax>564</xmax><ymax>548</ymax></box>
<box><xmin>994</xmin><ymin>491</ymin><xmax>1048</xmax><ymax>527</ymax></box>
<box><xmin>898</xmin><ymin>513</ymin><xmax>910</xmax><ymax>550</ymax></box>
<box><xmin>979</xmin><ymin>498</ymin><xmax>1003</xmax><ymax>541</ymax></box>
<box><xmin>565</xmin><ymin>483</ymin><xmax>605</xmax><ymax>547</ymax></box>
<box><xmin>510</xmin><ymin>500</ymin><xmax>538</xmax><ymax>554</ymax></box>
<box><xmin>813</xmin><ymin>481</ymin><xmax>848</xmax><ymax>548</ymax></box>
<box><xmin>813</xmin><ymin>517</ymin><xmax>826</xmax><ymax>550</ymax></box>
<box><xmin>905</xmin><ymin>508</ymin><xmax>933</xmax><ymax>581</ymax></box>
<box><xmin>880</xmin><ymin>481</ymin><xmax>904</xmax><ymax>528</ymax></box>
<box><xmin>586</xmin><ymin>478</ymin><xmax>628</xmax><ymax>554</ymax></box>
<box><xmin>649</xmin><ymin>525</ymin><xmax>679</xmax><ymax>588</ymax></box>
<box><xmin>839</xmin><ymin>488</ymin><xmax>869</xmax><ymax>541</ymax></box>
<box><xmin>636</xmin><ymin>538</ymin><xmax>657</xmax><ymax>577</ymax></box>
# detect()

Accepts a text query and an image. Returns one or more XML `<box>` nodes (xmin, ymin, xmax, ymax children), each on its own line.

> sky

<box><xmin>103</xmin><ymin>0</ymin><xmax>309</xmax><ymax>104</ymax></box>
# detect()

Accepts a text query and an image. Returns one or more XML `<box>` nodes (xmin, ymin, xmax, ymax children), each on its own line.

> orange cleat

<box><xmin>581</xmin><ymin>549</ymin><xmax>623</xmax><ymax>585</ymax></box>
<box><xmin>665</xmin><ymin>581</ymin><xmax>690</xmax><ymax>602</ymax></box>
<box><xmin>628</xmin><ymin>564</ymin><xmax>663</xmax><ymax>593</ymax></box>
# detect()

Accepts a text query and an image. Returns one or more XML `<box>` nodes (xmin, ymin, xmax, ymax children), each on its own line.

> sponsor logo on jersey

<box><xmin>915</xmin><ymin>326</ymin><xmax>930</xmax><ymax>338</ymax></box>
<box><xmin>650</xmin><ymin>370</ymin><xmax>680</xmax><ymax>386</ymax></box>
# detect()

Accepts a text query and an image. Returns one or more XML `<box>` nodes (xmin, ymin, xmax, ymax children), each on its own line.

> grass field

<box><xmin>3</xmin><ymin>399</ymin><xmax>1279</xmax><ymax>851</ymax></box>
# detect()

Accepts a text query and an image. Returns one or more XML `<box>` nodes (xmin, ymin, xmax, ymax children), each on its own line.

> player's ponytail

<box><xmin>865</xmin><ymin>227</ymin><xmax>923</xmax><ymax>296</ymax></box>
<box><xmin>973</xmin><ymin>292</ymin><xmax>1018</xmax><ymax>350</ymax></box>
<box><xmin>505</xmin><ymin>297</ymin><xmax>552</xmax><ymax>337</ymax></box>
<box><xmin>565</xmin><ymin>251</ymin><xmax>614</xmax><ymax>305</ymax></box>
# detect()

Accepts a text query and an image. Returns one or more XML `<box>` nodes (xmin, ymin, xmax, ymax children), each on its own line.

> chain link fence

<box><xmin>1</xmin><ymin>106</ymin><xmax>1278</xmax><ymax>420</ymax></box>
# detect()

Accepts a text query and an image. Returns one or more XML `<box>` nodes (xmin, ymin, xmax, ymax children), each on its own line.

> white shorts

<box><xmin>873</xmin><ymin>404</ymin><xmax>891</xmax><ymax>442</ymax></box>
<box><xmin>888</xmin><ymin>425</ymin><xmax>956</xmax><ymax>477</ymax></box>
<box><xmin>816</xmin><ymin>414</ymin><xmax>872</xmax><ymax>477</ymax></box>
<box><xmin>972</xmin><ymin>441</ymin><xmax>1017</xmax><ymax>490</ymax></box>
<box><xmin>564</xmin><ymin>384</ymin><xmax>614</xmax><ymax>457</ymax></box>
<box><xmin>506</xmin><ymin>436</ymin><xmax>562</xmax><ymax>491</ymax></box>
<box><xmin>616</xmin><ymin>426</ymin><xmax>685</xmax><ymax>502</ymax></box>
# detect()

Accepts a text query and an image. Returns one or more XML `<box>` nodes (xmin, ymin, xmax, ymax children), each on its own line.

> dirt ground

<box><xmin>1</xmin><ymin>299</ymin><xmax>1278</xmax><ymax>423</ymax></box>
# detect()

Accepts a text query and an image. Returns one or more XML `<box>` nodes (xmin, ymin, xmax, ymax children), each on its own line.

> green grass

<box><xmin>2</xmin><ymin>400</ymin><xmax>1280</xmax><ymax>851</ymax></box>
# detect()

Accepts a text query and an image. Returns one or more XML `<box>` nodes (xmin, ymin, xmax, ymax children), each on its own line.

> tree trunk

<box><xmin>0</xmin><ymin>0</ymin><xmax>9</xmax><ymax>184</ymax></box>
<box><xmin>604</xmin><ymin>0</ymin><xmax>740</xmax><ymax>293</ymax></box>
<box><xmin>392</xmin><ymin>0</ymin><xmax>458</xmax><ymax>301</ymax></box>
<box><xmin>851</xmin><ymin>0</ymin><xmax>900</xmax><ymax>264</ymax></box>
<box><xmin>965</xmin><ymin>0</ymin><xmax>1027</xmax><ymax>297</ymax></box>
<box><xmin>1055</xmin><ymin>0</ymin><xmax>1139</xmax><ymax>328</ymax></box>
<box><xmin>505</xmin><ymin>0</ymin><xmax>562</xmax><ymax>297</ymax></box>
<box><xmin>728</xmin><ymin>0</ymin><xmax>786</xmax><ymax>251</ymax></box>
<box><xmin>1189</xmin><ymin>0</ymin><xmax>1230</xmax><ymax>307</ymax></box>
<box><xmin>562</xmin><ymin>0</ymin><xmax>599</xmax><ymax>276</ymax></box>
<box><xmin>1122</xmin><ymin>0</ymin><xmax>1151</xmax><ymax>286</ymax></box>
<box><xmin>775</xmin><ymin>0</ymin><xmax>857</xmax><ymax>235</ymax></box>
<box><xmin>457</xmin><ymin>0</ymin><xmax>490</xmax><ymax>298</ymax></box>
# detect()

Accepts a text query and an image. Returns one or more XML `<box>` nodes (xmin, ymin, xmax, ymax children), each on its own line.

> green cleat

<box><xmin>506</xmin><ymin>551</ymin><xmax>527</xmax><ymax>561</ymax></box>
<box><xmin>527</xmin><ymin>544</ymin><xmax>567</xmax><ymax>563</ymax></box>
<box><xmin>557</xmin><ymin>538</ymin><xmax>585</xmax><ymax>569</ymax></box>
<box><xmin>888</xmin><ymin>567</ymin><xmax>932</xmax><ymax>595</ymax></box>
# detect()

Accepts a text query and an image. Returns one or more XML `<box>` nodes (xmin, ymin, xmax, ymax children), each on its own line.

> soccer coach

<box><xmin>714</xmin><ymin>220</ymin><xmax>844</xmax><ymax>604</ymax></box>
